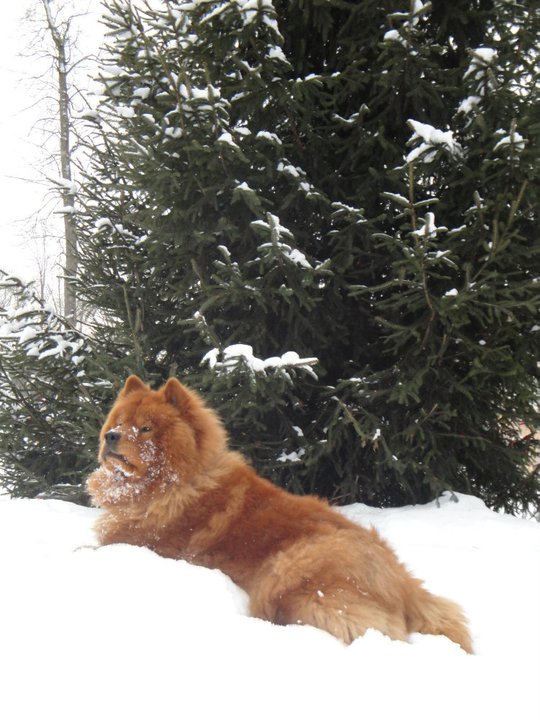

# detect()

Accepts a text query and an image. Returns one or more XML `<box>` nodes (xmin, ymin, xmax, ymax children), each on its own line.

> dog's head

<box><xmin>87</xmin><ymin>375</ymin><xmax>227</xmax><ymax>508</ymax></box>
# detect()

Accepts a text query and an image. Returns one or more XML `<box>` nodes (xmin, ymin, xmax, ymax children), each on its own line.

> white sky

<box><xmin>0</xmin><ymin>0</ymin><xmax>103</xmax><ymax>286</ymax></box>
<box><xmin>0</xmin><ymin>1</ymin><xmax>46</xmax><ymax>281</ymax></box>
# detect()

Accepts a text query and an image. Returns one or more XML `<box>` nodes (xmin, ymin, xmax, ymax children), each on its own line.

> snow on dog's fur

<box><xmin>87</xmin><ymin>375</ymin><xmax>473</xmax><ymax>652</ymax></box>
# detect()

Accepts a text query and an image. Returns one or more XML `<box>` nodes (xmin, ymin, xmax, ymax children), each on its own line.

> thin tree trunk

<box><xmin>42</xmin><ymin>0</ymin><xmax>77</xmax><ymax>324</ymax></box>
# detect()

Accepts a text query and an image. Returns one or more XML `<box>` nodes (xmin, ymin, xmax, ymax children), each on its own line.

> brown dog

<box><xmin>87</xmin><ymin>375</ymin><xmax>473</xmax><ymax>652</ymax></box>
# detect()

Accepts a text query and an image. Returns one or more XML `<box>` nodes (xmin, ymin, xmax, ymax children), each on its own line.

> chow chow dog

<box><xmin>87</xmin><ymin>375</ymin><xmax>473</xmax><ymax>652</ymax></box>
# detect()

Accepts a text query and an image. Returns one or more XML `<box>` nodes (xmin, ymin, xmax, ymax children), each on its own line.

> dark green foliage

<box><xmin>71</xmin><ymin>0</ymin><xmax>538</xmax><ymax>513</ymax></box>
<box><xmin>0</xmin><ymin>272</ymin><xmax>122</xmax><ymax>501</ymax></box>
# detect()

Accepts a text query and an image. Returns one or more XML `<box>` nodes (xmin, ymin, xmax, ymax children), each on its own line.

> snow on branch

<box><xmin>493</xmin><ymin>126</ymin><xmax>526</xmax><ymax>155</ymax></box>
<box><xmin>0</xmin><ymin>312</ymin><xmax>86</xmax><ymax>364</ymax></box>
<box><xmin>383</xmin><ymin>1</ymin><xmax>432</xmax><ymax>46</ymax></box>
<box><xmin>217</xmin><ymin>131</ymin><xmax>241</xmax><ymax>149</ymax></box>
<box><xmin>197</xmin><ymin>0</ymin><xmax>281</xmax><ymax>36</ymax></box>
<box><xmin>410</xmin><ymin>211</ymin><xmax>446</xmax><ymax>240</ymax></box>
<box><xmin>405</xmin><ymin>119</ymin><xmax>463</xmax><ymax>164</ymax></box>
<box><xmin>251</xmin><ymin>213</ymin><xmax>332</xmax><ymax>273</ymax></box>
<box><xmin>202</xmin><ymin>344</ymin><xmax>318</xmax><ymax>380</ymax></box>
<box><xmin>464</xmin><ymin>48</ymin><xmax>497</xmax><ymax>82</ymax></box>
<box><xmin>0</xmin><ymin>273</ymin><xmax>88</xmax><ymax>367</ymax></box>
<box><xmin>233</xmin><ymin>0</ymin><xmax>281</xmax><ymax>36</ymax></box>
<box><xmin>48</xmin><ymin>176</ymin><xmax>79</xmax><ymax>195</ymax></box>
<box><xmin>251</xmin><ymin>212</ymin><xmax>294</xmax><ymax>241</ymax></box>
<box><xmin>251</xmin><ymin>213</ymin><xmax>317</xmax><ymax>269</ymax></box>
<box><xmin>256</xmin><ymin>130</ymin><xmax>282</xmax><ymax>146</ymax></box>
<box><xmin>462</xmin><ymin>47</ymin><xmax>498</xmax><ymax>100</ymax></box>
<box><xmin>0</xmin><ymin>307</ymin><xmax>85</xmax><ymax>366</ymax></box>
<box><xmin>457</xmin><ymin>95</ymin><xmax>481</xmax><ymax>116</ymax></box>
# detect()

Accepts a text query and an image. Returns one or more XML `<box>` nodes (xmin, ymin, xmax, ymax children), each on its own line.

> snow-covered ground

<box><xmin>0</xmin><ymin>491</ymin><xmax>538</xmax><ymax>719</ymax></box>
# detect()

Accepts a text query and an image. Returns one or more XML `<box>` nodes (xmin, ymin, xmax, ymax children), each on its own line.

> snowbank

<box><xmin>0</xmin><ymin>492</ymin><xmax>538</xmax><ymax>719</ymax></box>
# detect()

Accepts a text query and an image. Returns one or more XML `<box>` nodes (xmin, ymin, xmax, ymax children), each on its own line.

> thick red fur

<box><xmin>87</xmin><ymin>375</ymin><xmax>473</xmax><ymax>652</ymax></box>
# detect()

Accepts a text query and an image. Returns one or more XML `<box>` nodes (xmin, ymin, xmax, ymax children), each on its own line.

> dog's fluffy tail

<box><xmin>406</xmin><ymin>582</ymin><xmax>473</xmax><ymax>653</ymax></box>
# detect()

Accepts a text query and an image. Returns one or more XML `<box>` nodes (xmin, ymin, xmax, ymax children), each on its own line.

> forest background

<box><xmin>0</xmin><ymin>0</ymin><xmax>538</xmax><ymax>516</ymax></box>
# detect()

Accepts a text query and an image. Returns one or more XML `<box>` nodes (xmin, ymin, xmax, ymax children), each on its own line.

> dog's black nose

<box><xmin>105</xmin><ymin>430</ymin><xmax>121</xmax><ymax>448</ymax></box>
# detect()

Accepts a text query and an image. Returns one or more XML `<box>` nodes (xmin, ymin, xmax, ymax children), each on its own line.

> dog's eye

<box><xmin>139</xmin><ymin>426</ymin><xmax>152</xmax><ymax>434</ymax></box>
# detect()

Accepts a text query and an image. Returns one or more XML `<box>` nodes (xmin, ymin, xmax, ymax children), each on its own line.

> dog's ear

<box><xmin>162</xmin><ymin>377</ymin><xmax>193</xmax><ymax>413</ymax></box>
<box><xmin>121</xmin><ymin>375</ymin><xmax>148</xmax><ymax>396</ymax></box>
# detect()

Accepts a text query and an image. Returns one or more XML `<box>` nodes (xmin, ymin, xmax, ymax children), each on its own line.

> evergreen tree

<box><xmin>0</xmin><ymin>272</ymin><xmax>116</xmax><ymax>501</ymax></box>
<box><xmin>75</xmin><ymin>0</ymin><xmax>539</xmax><ymax>513</ymax></box>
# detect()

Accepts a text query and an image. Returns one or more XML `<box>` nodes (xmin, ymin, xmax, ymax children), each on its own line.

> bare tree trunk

<box><xmin>42</xmin><ymin>0</ymin><xmax>77</xmax><ymax>324</ymax></box>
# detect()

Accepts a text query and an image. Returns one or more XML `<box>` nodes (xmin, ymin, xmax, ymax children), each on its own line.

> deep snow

<box><xmin>0</xmin><ymin>492</ymin><xmax>538</xmax><ymax>719</ymax></box>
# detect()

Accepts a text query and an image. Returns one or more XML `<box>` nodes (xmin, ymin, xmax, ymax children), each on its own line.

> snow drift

<box><xmin>0</xmin><ymin>492</ymin><xmax>538</xmax><ymax>719</ymax></box>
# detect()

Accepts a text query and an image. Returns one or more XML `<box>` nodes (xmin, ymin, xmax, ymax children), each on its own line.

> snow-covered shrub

<box><xmin>0</xmin><ymin>272</ymin><xmax>111</xmax><ymax>500</ymax></box>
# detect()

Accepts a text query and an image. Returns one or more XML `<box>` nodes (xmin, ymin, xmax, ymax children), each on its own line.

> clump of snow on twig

<box><xmin>406</xmin><ymin>119</ymin><xmax>463</xmax><ymax>164</ymax></box>
<box><xmin>202</xmin><ymin>344</ymin><xmax>318</xmax><ymax>379</ymax></box>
